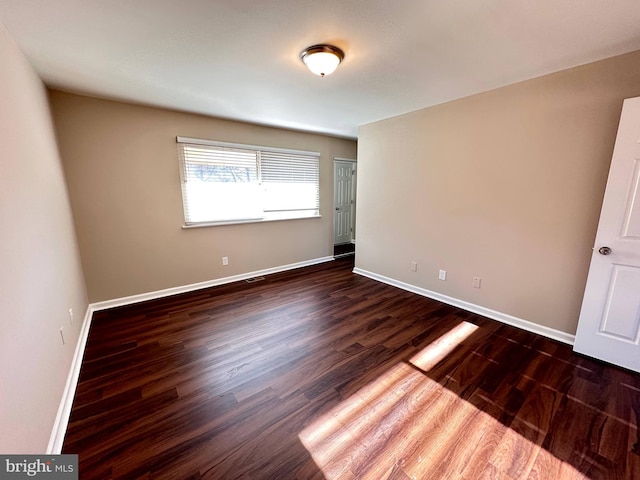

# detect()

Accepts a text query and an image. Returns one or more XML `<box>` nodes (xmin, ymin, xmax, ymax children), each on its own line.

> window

<box><xmin>177</xmin><ymin>136</ymin><xmax>320</xmax><ymax>226</ymax></box>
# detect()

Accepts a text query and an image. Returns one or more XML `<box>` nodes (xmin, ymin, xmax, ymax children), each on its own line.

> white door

<box><xmin>334</xmin><ymin>160</ymin><xmax>355</xmax><ymax>245</ymax></box>
<box><xmin>574</xmin><ymin>96</ymin><xmax>640</xmax><ymax>373</ymax></box>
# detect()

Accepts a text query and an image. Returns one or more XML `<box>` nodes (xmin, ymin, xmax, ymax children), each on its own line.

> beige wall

<box><xmin>356</xmin><ymin>49</ymin><xmax>640</xmax><ymax>335</ymax></box>
<box><xmin>50</xmin><ymin>92</ymin><xmax>357</xmax><ymax>303</ymax></box>
<box><xmin>0</xmin><ymin>24</ymin><xmax>87</xmax><ymax>452</ymax></box>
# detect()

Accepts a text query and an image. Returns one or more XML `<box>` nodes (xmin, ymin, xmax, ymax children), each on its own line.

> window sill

<box><xmin>182</xmin><ymin>214</ymin><xmax>322</xmax><ymax>229</ymax></box>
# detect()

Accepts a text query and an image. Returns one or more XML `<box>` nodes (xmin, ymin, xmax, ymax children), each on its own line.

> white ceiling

<box><xmin>1</xmin><ymin>1</ymin><xmax>640</xmax><ymax>139</ymax></box>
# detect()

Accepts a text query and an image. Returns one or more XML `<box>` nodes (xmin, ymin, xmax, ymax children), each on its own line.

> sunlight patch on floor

<box><xmin>409</xmin><ymin>321</ymin><xmax>478</xmax><ymax>371</ymax></box>
<box><xmin>298</xmin><ymin>321</ymin><xmax>588</xmax><ymax>479</ymax></box>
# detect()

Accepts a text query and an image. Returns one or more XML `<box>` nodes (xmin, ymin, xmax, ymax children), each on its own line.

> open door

<box><xmin>574</xmin><ymin>96</ymin><xmax>640</xmax><ymax>373</ymax></box>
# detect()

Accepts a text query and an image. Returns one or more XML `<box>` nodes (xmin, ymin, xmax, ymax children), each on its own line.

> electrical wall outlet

<box><xmin>438</xmin><ymin>270</ymin><xmax>447</xmax><ymax>281</ymax></box>
<box><xmin>410</xmin><ymin>261</ymin><xmax>417</xmax><ymax>272</ymax></box>
<box><xmin>222</xmin><ymin>256</ymin><xmax>229</xmax><ymax>266</ymax></box>
<box><xmin>473</xmin><ymin>277</ymin><xmax>481</xmax><ymax>288</ymax></box>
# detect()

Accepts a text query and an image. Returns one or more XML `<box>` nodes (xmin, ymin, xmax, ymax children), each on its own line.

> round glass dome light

<box><xmin>300</xmin><ymin>44</ymin><xmax>345</xmax><ymax>77</ymax></box>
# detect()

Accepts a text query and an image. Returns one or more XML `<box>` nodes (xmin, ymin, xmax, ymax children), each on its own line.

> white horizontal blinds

<box><xmin>177</xmin><ymin>137</ymin><xmax>321</xmax><ymax>225</ymax></box>
<box><xmin>260</xmin><ymin>151</ymin><xmax>320</xmax><ymax>214</ymax></box>
<box><xmin>179</xmin><ymin>143</ymin><xmax>263</xmax><ymax>223</ymax></box>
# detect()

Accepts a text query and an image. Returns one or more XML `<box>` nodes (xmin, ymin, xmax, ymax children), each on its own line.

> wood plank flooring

<box><xmin>63</xmin><ymin>257</ymin><xmax>640</xmax><ymax>479</ymax></box>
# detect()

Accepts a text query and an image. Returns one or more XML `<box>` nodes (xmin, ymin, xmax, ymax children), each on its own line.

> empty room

<box><xmin>1</xmin><ymin>1</ymin><xmax>639</xmax><ymax>479</ymax></box>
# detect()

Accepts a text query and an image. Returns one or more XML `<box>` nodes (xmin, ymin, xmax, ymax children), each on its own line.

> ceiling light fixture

<box><xmin>300</xmin><ymin>44</ymin><xmax>345</xmax><ymax>77</ymax></box>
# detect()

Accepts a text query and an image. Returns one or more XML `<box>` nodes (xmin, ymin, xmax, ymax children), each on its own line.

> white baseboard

<box><xmin>47</xmin><ymin>304</ymin><xmax>94</xmax><ymax>454</ymax></box>
<box><xmin>353</xmin><ymin>267</ymin><xmax>575</xmax><ymax>345</ymax></box>
<box><xmin>91</xmin><ymin>256</ymin><xmax>334</xmax><ymax>312</ymax></box>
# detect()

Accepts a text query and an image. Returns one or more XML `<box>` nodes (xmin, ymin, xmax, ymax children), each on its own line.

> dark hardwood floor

<box><xmin>63</xmin><ymin>257</ymin><xmax>640</xmax><ymax>479</ymax></box>
<box><xmin>333</xmin><ymin>243</ymin><xmax>355</xmax><ymax>258</ymax></box>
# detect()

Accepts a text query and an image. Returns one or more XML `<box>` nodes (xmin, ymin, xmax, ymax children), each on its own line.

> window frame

<box><xmin>177</xmin><ymin>136</ymin><xmax>321</xmax><ymax>228</ymax></box>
